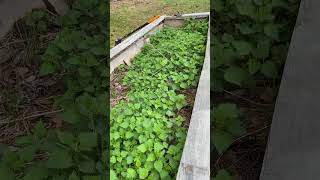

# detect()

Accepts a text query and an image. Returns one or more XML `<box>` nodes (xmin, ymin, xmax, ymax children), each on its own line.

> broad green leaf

<box><xmin>57</xmin><ymin>131</ymin><xmax>74</xmax><ymax>145</ymax></box>
<box><xmin>76</xmin><ymin>93</ymin><xmax>95</xmax><ymax>116</ymax></box>
<box><xmin>127</xmin><ymin>168</ymin><xmax>137</xmax><ymax>178</ymax></box>
<box><xmin>39</xmin><ymin>62</ymin><xmax>56</xmax><ymax>76</ymax></box>
<box><xmin>110</xmin><ymin>170</ymin><xmax>118</xmax><ymax>180</ymax></box>
<box><xmin>147</xmin><ymin>153</ymin><xmax>155</xmax><ymax>162</ymax></box>
<box><xmin>214</xmin><ymin>103</ymin><xmax>239</xmax><ymax>121</ymax></box>
<box><xmin>236</xmin><ymin>0</ymin><xmax>256</xmax><ymax>18</ymax></box>
<box><xmin>154</xmin><ymin>142</ymin><xmax>163</xmax><ymax>152</ymax></box>
<box><xmin>79</xmin><ymin>132</ymin><xmax>97</xmax><ymax>150</ymax></box>
<box><xmin>67</xmin><ymin>56</ymin><xmax>82</xmax><ymax>65</ymax></box>
<box><xmin>125</xmin><ymin>131</ymin><xmax>134</xmax><ymax>139</ymax></box>
<box><xmin>253</xmin><ymin>43</ymin><xmax>270</xmax><ymax>60</ymax></box>
<box><xmin>264</xmin><ymin>24</ymin><xmax>279</xmax><ymax>40</ymax></box>
<box><xmin>90</xmin><ymin>47</ymin><xmax>106</xmax><ymax>56</ymax></box>
<box><xmin>235</xmin><ymin>24</ymin><xmax>257</xmax><ymax>35</ymax></box>
<box><xmin>46</xmin><ymin>150</ymin><xmax>73</xmax><ymax>169</ymax></box>
<box><xmin>33</xmin><ymin>120</ymin><xmax>47</xmax><ymax>139</ymax></box>
<box><xmin>15</xmin><ymin>135</ymin><xmax>33</xmax><ymax>145</ymax></box>
<box><xmin>0</xmin><ymin>163</ymin><xmax>14</xmax><ymax>180</ymax></box>
<box><xmin>154</xmin><ymin>160</ymin><xmax>163</xmax><ymax>172</ymax></box>
<box><xmin>19</xmin><ymin>145</ymin><xmax>38</xmax><ymax>162</ymax></box>
<box><xmin>138</xmin><ymin>168</ymin><xmax>149</xmax><ymax>179</ymax></box>
<box><xmin>79</xmin><ymin>159</ymin><xmax>96</xmax><ymax>173</ymax></box>
<box><xmin>213</xmin><ymin>130</ymin><xmax>234</xmax><ymax>154</ymax></box>
<box><xmin>68</xmin><ymin>171</ymin><xmax>80</xmax><ymax>180</ymax></box>
<box><xmin>2</xmin><ymin>150</ymin><xmax>22</xmax><ymax>169</ymax></box>
<box><xmin>78</xmin><ymin>67</ymin><xmax>92</xmax><ymax>77</ymax></box>
<box><xmin>137</xmin><ymin>144</ymin><xmax>147</xmax><ymax>153</ymax></box>
<box><xmin>232</xmin><ymin>41</ymin><xmax>252</xmax><ymax>56</ymax></box>
<box><xmin>261</xmin><ymin>61</ymin><xmax>277</xmax><ymax>78</ymax></box>
<box><xmin>84</xmin><ymin>53</ymin><xmax>99</xmax><ymax>66</ymax></box>
<box><xmin>214</xmin><ymin>0</ymin><xmax>224</xmax><ymax>12</ymax></box>
<box><xmin>248</xmin><ymin>59</ymin><xmax>261</xmax><ymax>74</ymax></box>
<box><xmin>120</xmin><ymin>121</ymin><xmax>129</xmax><ymax>129</ymax></box>
<box><xmin>159</xmin><ymin>170</ymin><xmax>169</xmax><ymax>179</ymax></box>
<box><xmin>213</xmin><ymin>169</ymin><xmax>235</xmax><ymax>180</ymax></box>
<box><xmin>126</xmin><ymin>155</ymin><xmax>133</xmax><ymax>164</ymax></box>
<box><xmin>60</xmin><ymin>108</ymin><xmax>81</xmax><ymax>124</ymax></box>
<box><xmin>224</xmin><ymin>66</ymin><xmax>248</xmax><ymax>86</ymax></box>
<box><xmin>23</xmin><ymin>163</ymin><xmax>49</xmax><ymax>180</ymax></box>
<box><xmin>222</xmin><ymin>33</ymin><xmax>234</xmax><ymax>43</ymax></box>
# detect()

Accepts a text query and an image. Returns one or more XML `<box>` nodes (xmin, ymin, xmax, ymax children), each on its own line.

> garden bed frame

<box><xmin>110</xmin><ymin>12</ymin><xmax>210</xmax><ymax>180</ymax></box>
<box><xmin>260</xmin><ymin>1</ymin><xmax>320</xmax><ymax>179</ymax></box>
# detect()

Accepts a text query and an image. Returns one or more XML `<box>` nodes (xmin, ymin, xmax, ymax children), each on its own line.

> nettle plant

<box><xmin>212</xmin><ymin>0</ymin><xmax>300</xmax><ymax>90</ymax></box>
<box><xmin>212</xmin><ymin>0</ymin><xmax>300</xmax><ymax>179</ymax></box>
<box><xmin>111</xmin><ymin>21</ymin><xmax>208</xmax><ymax>179</ymax></box>
<box><xmin>212</xmin><ymin>104</ymin><xmax>245</xmax><ymax>154</ymax></box>
<box><xmin>0</xmin><ymin>0</ymin><xmax>108</xmax><ymax>179</ymax></box>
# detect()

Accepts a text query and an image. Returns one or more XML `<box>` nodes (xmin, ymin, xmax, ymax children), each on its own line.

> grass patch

<box><xmin>110</xmin><ymin>0</ymin><xmax>209</xmax><ymax>47</ymax></box>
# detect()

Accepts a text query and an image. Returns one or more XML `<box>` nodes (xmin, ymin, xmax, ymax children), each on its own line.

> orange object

<box><xmin>147</xmin><ymin>15</ymin><xmax>161</xmax><ymax>24</ymax></box>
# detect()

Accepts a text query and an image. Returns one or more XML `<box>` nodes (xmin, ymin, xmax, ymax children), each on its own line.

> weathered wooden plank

<box><xmin>181</xmin><ymin>12</ymin><xmax>210</xmax><ymax>18</ymax></box>
<box><xmin>110</xmin><ymin>23</ymin><xmax>163</xmax><ymax>74</ymax></box>
<box><xmin>176</xmin><ymin>16</ymin><xmax>210</xmax><ymax>180</ymax></box>
<box><xmin>259</xmin><ymin>1</ymin><xmax>320</xmax><ymax>180</ymax></box>
<box><xmin>110</xmin><ymin>16</ymin><xmax>165</xmax><ymax>59</ymax></box>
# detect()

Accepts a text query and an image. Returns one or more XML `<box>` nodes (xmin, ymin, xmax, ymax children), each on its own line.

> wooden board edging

<box><xmin>176</xmin><ymin>15</ymin><xmax>210</xmax><ymax>180</ymax></box>
<box><xmin>259</xmin><ymin>1</ymin><xmax>320</xmax><ymax>179</ymax></box>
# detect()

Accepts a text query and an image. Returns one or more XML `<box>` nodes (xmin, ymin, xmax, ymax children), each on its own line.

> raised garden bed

<box><xmin>110</xmin><ymin>13</ymin><xmax>210</xmax><ymax>179</ymax></box>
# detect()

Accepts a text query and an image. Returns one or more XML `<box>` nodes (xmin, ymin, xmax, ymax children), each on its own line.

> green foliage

<box><xmin>25</xmin><ymin>10</ymin><xmax>55</xmax><ymax>33</ymax></box>
<box><xmin>0</xmin><ymin>0</ymin><xmax>108</xmax><ymax>179</ymax></box>
<box><xmin>213</xmin><ymin>169</ymin><xmax>235</xmax><ymax>180</ymax></box>
<box><xmin>111</xmin><ymin>20</ymin><xmax>208</xmax><ymax>179</ymax></box>
<box><xmin>212</xmin><ymin>0</ymin><xmax>300</xmax><ymax>178</ymax></box>
<box><xmin>212</xmin><ymin>0</ymin><xmax>300</xmax><ymax>89</ymax></box>
<box><xmin>212</xmin><ymin>104</ymin><xmax>246</xmax><ymax>153</ymax></box>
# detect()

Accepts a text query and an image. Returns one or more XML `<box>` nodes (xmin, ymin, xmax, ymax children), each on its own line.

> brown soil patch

<box><xmin>0</xmin><ymin>13</ymin><xmax>63</xmax><ymax>144</ymax></box>
<box><xmin>110</xmin><ymin>65</ymin><xmax>130</xmax><ymax>107</ymax></box>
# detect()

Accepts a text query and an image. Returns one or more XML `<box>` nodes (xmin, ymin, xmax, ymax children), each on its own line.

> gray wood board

<box><xmin>110</xmin><ymin>16</ymin><xmax>165</xmax><ymax>59</ymax></box>
<box><xmin>259</xmin><ymin>1</ymin><xmax>320</xmax><ymax>180</ymax></box>
<box><xmin>176</xmin><ymin>18</ymin><xmax>210</xmax><ymax>180</ymax></box>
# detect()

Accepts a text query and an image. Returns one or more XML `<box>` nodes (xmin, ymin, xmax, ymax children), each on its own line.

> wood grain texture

<box><xmin>259</xmin><ymin>1</ymin><xmax>320</xmax><ymax>179</ymax></box>
<box><xmin>176</xmin><ymin>15</ymin><xmax>210</xmax><ymax>180</ymax></box>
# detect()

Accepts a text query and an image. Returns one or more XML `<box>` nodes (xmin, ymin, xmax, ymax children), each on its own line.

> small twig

<box><xmin>223</xmin><ymin>89</ymin><xmax>272</xmax><ymax>106</ymax></box>
<box><xmin>0</xmin><ymin>109</ymin><xmax>63</xmax><ymax>125</ymax></box>
<box><xmin>213</xmin><ymin>125</ymin><xmax>270</xmax><ymax>171</ymax></box>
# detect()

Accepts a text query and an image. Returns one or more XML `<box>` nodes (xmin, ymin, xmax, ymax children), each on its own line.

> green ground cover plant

<box><xmin>212</xmin><ymin>0</ymin><xmax>300</xmax><ymax>179</ymax></box>
<box><xmin>0</xmin><ymin>0</ymin><xmax>108</xmax><ymax>179</ymax></box>
<box><xmin>110</xmin><ymin>20</ymin><xmax>208</xmax><ymax>179</ymax></box>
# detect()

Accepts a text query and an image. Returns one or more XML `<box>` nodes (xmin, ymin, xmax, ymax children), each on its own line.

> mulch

<box><xmin>0</xmin><ymin>15</ymin><xmax>63</xmax><ymax>144</ymax></box>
